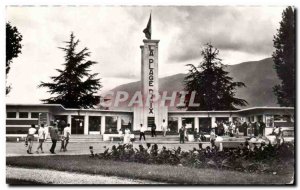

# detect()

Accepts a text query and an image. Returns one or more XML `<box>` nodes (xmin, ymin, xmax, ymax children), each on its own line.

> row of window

<box><xmin>7</xmin><ymin>112</ymin><xmax>42</xmax><ymax>119</ymax></box>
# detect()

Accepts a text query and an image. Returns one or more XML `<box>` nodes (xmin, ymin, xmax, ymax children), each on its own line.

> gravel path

<box><xmin>6</xmin><ymin>166</ymin><xmax>165</xmax><ymax>184</ymax></box>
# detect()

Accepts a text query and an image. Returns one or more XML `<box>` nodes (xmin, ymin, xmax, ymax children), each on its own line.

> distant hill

<box><xmin>106</xmin><ymin>57</ymin><xmax>281</xmax><ymax>110</ymax></box>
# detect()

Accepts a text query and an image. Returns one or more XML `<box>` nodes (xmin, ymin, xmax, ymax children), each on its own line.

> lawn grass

<box><xmin>6</xmin><ymin>155</ymin><xmax>294</xmax><ymax>185</ymax></box>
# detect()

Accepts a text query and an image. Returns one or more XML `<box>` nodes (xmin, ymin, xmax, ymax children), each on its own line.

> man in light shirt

<box><xmin>139</xmin><ymin>124</ymin><xmax>146</xmax><ymax>141</ymax></box>
<box><xmin>161</xmin><ymin>119</ymin><xmax>168</xmax><ymax>137</ymax></box>
<box><xmin>26</xmin><ymin>124</ymin><xmax>37</xmax><ymax>154</ymax></box>
<box><xmin>61</xmin><ymin>123</ymin><xmax>71</xmax><ymax>152</ymax></box>
<box><xmin>36</xmin><ymin>124</ymin><xmax>46</xmax><ymax>153</ymax></box>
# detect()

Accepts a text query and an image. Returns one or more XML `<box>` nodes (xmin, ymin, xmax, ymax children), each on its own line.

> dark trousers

<box><xmin>50</xmin><ymin>139</ymin><xmax>57</xmax><ymax>153</ymax></box>
<box><xmin>139</xmin><ymin>132</ymin><xmax>145</xmax><ymax>141</ymax></box>
<box><xmin>151</xmin><ymin>130</ymin><xmax>156</xmax><ymax>137</ymax></box>
<box><xmin>180</xmin><ymin>135</ymin><xmax>185</xmax><ymax>143</ymax></box>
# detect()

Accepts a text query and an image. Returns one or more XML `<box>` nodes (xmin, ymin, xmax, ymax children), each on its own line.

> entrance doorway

<box><xmin>54</xmin><ymin>115</ymin><xmax>68</xmax><ymax>134</ymax></box>
<box><xmin>71</xmin><ymin>116</ymin><xmax>84</xmax><ymax>134</ymax></box>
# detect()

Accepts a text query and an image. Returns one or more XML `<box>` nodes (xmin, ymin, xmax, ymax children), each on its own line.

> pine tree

<box><xmin>39</xmin><ymin>33</ymin><xmax>102</xmax><ymax>108</ymax></box>
<box><xmin>184</xmin><ymin>43</ymin><xmax>247</xmax><ymax>111</ymax></box>
<box><xmin>272</xmin><ymin>6</ymin><xmax>295</xmax><ymax>107</ymax></box>
<box><xmin>6</xmin><ymin>22</ymin><xmax>23</xmax><ymax>94</ymax></box>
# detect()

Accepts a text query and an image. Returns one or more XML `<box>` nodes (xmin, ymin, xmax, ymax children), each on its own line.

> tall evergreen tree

<box><xmin>184</xmin><ymin>43</ymin><xmax>247</xmax><ymax>111</ymax></box>
<box><xmin>6</xmin><ymin>22</ymin><xmax>23</xmax><ymax>94</ymax></box>
<box><xmin>39</xmin><ymin>33</ymin><xmax>102</xmax><ymax>108</ymax></box>
<box><xmin>272</xmin><ymin>6</ymin><xmax>295</xmax><ymax>107</ymax></box>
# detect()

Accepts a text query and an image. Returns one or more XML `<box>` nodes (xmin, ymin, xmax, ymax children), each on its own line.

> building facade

<box><xmin>6</xmin><ymin>103</ymin><xmax>294</xmax><ymax>135</ymax></box>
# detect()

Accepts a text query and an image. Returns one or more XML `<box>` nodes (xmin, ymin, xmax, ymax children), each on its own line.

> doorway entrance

<box><xmin>71</xmin><ymin>116</ymin><xmax>84</xmax><ymax>134</ymax></box>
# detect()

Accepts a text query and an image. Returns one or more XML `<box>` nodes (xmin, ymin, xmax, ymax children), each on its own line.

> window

<box><xmin>89</xmin><ymin>116</ymin><xmax>101</xmax><ymax>131</ymax></box>
<box><xmin>168</xmin><ymin>117</ymin><xmax>178</xmax><ymax>133</ymax></box>
<box><xmin>147</xmin><ymin>117</ymin><xmax>155</xmax><ymax>128</ymax></box>
<box><xmin>31</xmin><ymin>112</ymin><xmax>40</xmax><ymax>118</ymax></box>
<box><xmin>105</xmin><ymin>116</ymin><xmax>118</xmax><ymax>134</ymax></box>
<box><xmin>121</xmin><ymin>115</ymin><xmax>133</xmax><ymax>131</ymax></box>
<box><xmin>7</xmin><ymin>112</ymin><xmax>16</xmax><ymax>118</ymax></box>
<box><xmin>199</xmin><ymin>118</ymin><xmax>211</xmax><ymax>133</ymax></box>
<box><xmin>19</xmin><ymin>112</ymin><xmax>29</xmax><ymax>118</ymax></box>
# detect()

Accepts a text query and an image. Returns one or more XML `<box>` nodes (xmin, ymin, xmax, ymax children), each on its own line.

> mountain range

<box><xmin>106</xmin><ymin>57</ymin><xmax>281</xmax><ymax>110</ymax></box>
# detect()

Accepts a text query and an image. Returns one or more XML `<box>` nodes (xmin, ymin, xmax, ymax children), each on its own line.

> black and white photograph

<box><xmin>4</xmin><ymin>4</ymin><xmax>296</xmax><ymax>185</ymax></box>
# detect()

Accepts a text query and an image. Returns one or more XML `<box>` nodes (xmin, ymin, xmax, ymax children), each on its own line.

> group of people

<box><xmin>25</xmin><ymin>121</ymin><xmax>71</xmax><ymax>154</ymax></box>
<box><xmin>139</xmin><ymin>119</ymin><xmax>169</xmax><ymax>141</ymax></box>
<box><xmin>211</xmin><ymin>120</ymin><xmax>266</xmax><ymax>137</ymax></box>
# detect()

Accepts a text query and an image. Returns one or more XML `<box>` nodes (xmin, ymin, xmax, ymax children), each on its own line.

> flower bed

<box><xmin>90</xmin><ymin>142</ymin><xmax>294</xmax><ymax>174</ymax></box>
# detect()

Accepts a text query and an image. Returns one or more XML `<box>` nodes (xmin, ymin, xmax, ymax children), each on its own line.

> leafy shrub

<box><xmin>92</xmin><ymin>142</ymin><xmax>294</xmax><ymax>174</ymax></box>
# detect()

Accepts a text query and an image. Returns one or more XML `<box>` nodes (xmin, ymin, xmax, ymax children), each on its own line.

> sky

<box><xmin>6</xmin><ymin>6</ymin><xmax>286</xmax><ymax>104</ymax></box>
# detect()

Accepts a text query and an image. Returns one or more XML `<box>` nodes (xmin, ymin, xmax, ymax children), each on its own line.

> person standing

<box><xmin>161</xmin><ymin>119</ymin><xmax>168</xmax><ymax>137</ymax></box>
<box><xmin>259</xmin><ymin>121</ymin><xmax>266</xmax><ymax>136</ymax></box>
<box><xmin>179</xmin><ymin>126</ymin><xmax>185</xmax><ymax>144</ymax></box>
<box><xmin>26</xmin><ymin>124</ymin><xmax>37</xmax><ymax>154</ymax></box>
<box><xmin>210</xmin><ymin>130</ymin><xmax>216</xmax><ymax>147</ymax></box>
<box><xmin>139</xmin><ymin>124</ymin><xmax>146</xmax><ymax>141</ymax></box>
<box><xmin>151</xmin><ymin>123</ymin><xmax>157</xmax><ymax>137</ymax></box>
<box><xmin>242</xmin><ymin>121</ymin><xmax>248</xmax><ymax>136</ymax></box>
<box><xmin>124</xmin><ymin>127</ymin><xmax>131</xmax><ymax>144</ymax></box>
<box><xmin>36</xmin><ymin>124</ymin><xmax>46</xmax><ymax>153</ymax></box>
<box><xmin>223</xmin><ymin>122</ymin><xmax>229</xmax><ymax>136</ymax></box>
<box><xmin>49</xmin><ymin>123</ymin><xmax>59</xmax><ymax>154</ymax></box>
<box><xmin>254</xmin><ymin>122</ymin><xmax>260</xmax><ymax>137</ymax></box>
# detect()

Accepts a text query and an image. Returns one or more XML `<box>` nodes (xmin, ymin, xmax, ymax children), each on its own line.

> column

<box><xmin>67</xmin><ymin>115</ymin><xmax>72</xmax><ymax>133</ymax></box>
<box><xmin>101</xmin><ymin>116</ymin><xmax>106</xmax><ymax>135</ymax></box>
<box><xmin>211</xmin><ymin>117</ymin><xmax>216</xmax><ymax>128</ymax></box>
<box><xmin>84</xmin><ymin>115</ymin><xmax>89</xmax><ymax>135</ymax></box>
<box><xmin>47</xmin><ymin>113</ymin><xmax>50</xmax><ymax>126</ymax></box>
<box><xmin>194</xmin><ymin>117</ymin><xmax>199</xmax><ymax>132</ymax></box>
<box><xmin>254</xmin><ymin>115</ymin><xmax>258</xmax><ymax>122</ymax></box>
<box><xmin>117</xmin><ymin>116</ymin><xmax>122</xmax><ymax>131</ymax></box>
<box><xmin>229</xmin><ymin>117</ymin><xmax>233</xmax><ymax>123</ymax></box>
<box><xmin>178</xmin><ymin>117</ymin><xmax>182</xmax><ymax>132</ymax></box>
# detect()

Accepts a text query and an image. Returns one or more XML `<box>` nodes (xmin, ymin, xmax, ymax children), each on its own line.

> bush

<box><xmin>92</xmin><ymin>142</ymin><xmax>294</xmax><ymax>174</ymax></box>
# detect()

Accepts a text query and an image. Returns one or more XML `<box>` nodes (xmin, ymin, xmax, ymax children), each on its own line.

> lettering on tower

<box><xmin>148</xmin><ymin>45</ymin><xmax>155</xmax><ymax>114</ymax></box>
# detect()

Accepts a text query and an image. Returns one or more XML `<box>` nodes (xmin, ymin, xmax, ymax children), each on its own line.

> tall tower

<box><xmin>133</xmin><ymin>39</ymin><xmax>168</xmax><ymax>131</ymax></box>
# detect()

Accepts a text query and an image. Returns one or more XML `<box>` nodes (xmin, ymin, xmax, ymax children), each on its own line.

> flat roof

<box><xmin>6</xmin><ymin>103</ymin><xmax>294</xmax><ymax>113</ymax></box>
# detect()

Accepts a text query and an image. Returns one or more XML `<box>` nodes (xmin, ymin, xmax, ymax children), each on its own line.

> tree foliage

<box><xmin>184</xmin><ymin>43</ymin><xmax>247</xmax><ymax>111</ymax></box>
<box><xmin>272</xmin><ymin>6</ymin><xmax>295</xmax><ymax>107</ymax></box>
<box><xmin>39</xmin><ymin>33</ymin><xmax>102</xmax><ymax>108</ymax></box>
<box><xmin>6</xmin><ymin>22</ymin><xmax>23</xmax><ymax>94</ymax></box>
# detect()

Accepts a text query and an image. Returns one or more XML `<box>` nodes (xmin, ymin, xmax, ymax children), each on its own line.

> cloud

<box><xmin>5</xmin><ymin>6</ymin><xmax>286</xmax><ymax>104</ymax></box>
<box><xmin>162</xmin><ymin>6</ymin><xmax>284</xmax><ymax>63</ymax></box>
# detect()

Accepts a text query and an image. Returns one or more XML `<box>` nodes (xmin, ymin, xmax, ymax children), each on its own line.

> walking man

<box><xmin>151</xmin><ymin>123</ymin><xmax>157</xmax><ymax>137</ymax></box>
<box><xmin>139</xmin><ymin>124</ymin><xmax>146</xmax><ymax>141</ymax></box>
<box><xmin>61</xmin><ymin>123</ymin><xmax>71</xmax><ymax>152</ymax></box>
<box><xmin>36</xmin><ymin>124</ymin><xmax>46</xmax><ymax>153</ymax></box>
<box><xmin>49</xmin><ymin>123</ymin><xmax>59</xmax><ymax>154</ymax></box>
<box><xmin>161</xmin><ymin>119</ymin><xmax>168</xmax><ymax>137</ymax></box>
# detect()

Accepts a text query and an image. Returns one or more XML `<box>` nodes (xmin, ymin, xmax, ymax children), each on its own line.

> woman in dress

<box><xmin>123</xmin><ymin>127</ymin><xmax>131</xmax><ymax>144</ymax></box>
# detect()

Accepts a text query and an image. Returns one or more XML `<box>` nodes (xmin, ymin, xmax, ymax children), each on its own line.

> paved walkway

<box><xmin>6</xmin><ymin>166</ymin><xmax>164</xmax><ymax>184</ymax></box>
<box><xmin>6</xmin><ymin>141</ymin><xmax>204</xmax><ymax>157</ymax></box>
